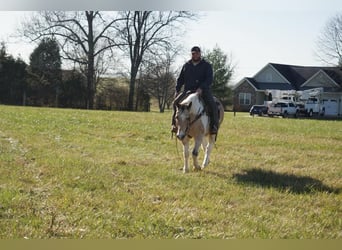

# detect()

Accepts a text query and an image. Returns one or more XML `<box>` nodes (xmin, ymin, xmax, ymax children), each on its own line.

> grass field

<box><xmin>0</xmin><ymin>105</ymin><xmax>341</xmax><ymax>239</ymax></box>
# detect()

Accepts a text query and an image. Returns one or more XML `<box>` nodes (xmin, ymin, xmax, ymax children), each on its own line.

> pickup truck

<box><xmin>304</xmin><ymin>97</ymin><xmax>324</xmax><ymax>117</ymax></box>
<box><xmin>268</xmin><ymin>101</ymin><xmax>297</xmax><ymax>118</ymax></box>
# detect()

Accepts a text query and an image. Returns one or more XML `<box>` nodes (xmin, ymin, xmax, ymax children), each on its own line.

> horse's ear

<box><xmin>187</xmin><ymin>102</ymin><xmax>192</xmax><ymax>110</ymax></box>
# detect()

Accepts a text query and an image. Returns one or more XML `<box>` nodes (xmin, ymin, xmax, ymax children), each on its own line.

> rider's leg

<box><xmin>202</xmin><ymin>89</ymin><xmax>219</xmax><ymax>134</ymax></box>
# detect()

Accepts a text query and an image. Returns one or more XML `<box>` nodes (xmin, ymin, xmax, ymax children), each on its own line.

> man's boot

<box><xmin>209</xmin><ymin>108</ymin><xmax>219</xmax><ymax>134</ymax></box>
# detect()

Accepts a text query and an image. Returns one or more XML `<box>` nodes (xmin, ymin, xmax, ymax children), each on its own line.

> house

<box><xmin>233</xmin><ymin>63</ymin><xmax>342</xmax><ymax>115</ymax></box>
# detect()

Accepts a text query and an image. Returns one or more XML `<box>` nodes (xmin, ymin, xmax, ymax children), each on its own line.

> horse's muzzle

<box><xmin>176</xmin><ymin>131</ymin><xmax>186</xmax><ymax>140</ymax></box>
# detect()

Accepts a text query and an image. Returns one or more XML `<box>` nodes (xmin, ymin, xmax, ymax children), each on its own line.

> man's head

<box><xmin>191</xmin><ymin>46</ymin><xmax>201</xmax><ymax>62</ymax></box>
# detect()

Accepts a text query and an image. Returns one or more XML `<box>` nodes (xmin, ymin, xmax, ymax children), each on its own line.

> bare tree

<box><xmin>316</xmin><ymin>13</ymin><xmax>342</xmax><ymax>67</ymax></box>
<box><xmin>20</xmin><ymin>11</ymin><xmax>125</xmax><ymax>109</ymax></box>
<box><xmin>114</xmin><ymin>11</ymin><xmax>197</xmax><ymax>111</ymax></box>
<box><xmin>141</xmin><ymin>51</ymin><xmax>177</xmax><ymax>112</ymax></box>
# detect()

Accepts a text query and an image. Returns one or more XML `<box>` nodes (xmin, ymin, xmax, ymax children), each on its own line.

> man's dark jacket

<box><xmin>176</xmin><ymin>59</ymin><xmax>213</xmax><ymax>93</ymax></box>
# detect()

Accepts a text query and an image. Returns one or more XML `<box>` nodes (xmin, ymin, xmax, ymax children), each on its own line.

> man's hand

<box><xmin>196</xmin><ymin>88</ymin><xmax>202</xmax><ymax>96</ymax></box>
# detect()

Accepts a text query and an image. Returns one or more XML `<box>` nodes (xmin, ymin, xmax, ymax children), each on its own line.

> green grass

<box><xmin>0</xmin><ymin>105</ymin><xmax>341</xmax><ymax>239</ymax></box>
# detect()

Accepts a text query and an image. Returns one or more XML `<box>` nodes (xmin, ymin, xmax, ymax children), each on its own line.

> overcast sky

<box><xmin>0</xmin><ymin>0</ymin><xmax>342</xmax><ymax>85</ymax></box>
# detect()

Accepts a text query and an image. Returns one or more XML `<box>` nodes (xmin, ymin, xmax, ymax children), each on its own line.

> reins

<box><xmin>188</xmin><ymin>107</ymin><xmax>205</xmax><ymax>127</ymax></box>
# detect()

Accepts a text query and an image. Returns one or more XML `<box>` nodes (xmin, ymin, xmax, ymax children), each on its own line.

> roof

<box><xmin>246</xmin><ymin>77</ymin><xmax>294</xmax><ymax>90</ymax></box>
<box><xmin>234</xmin><ymin>63</ymin><xmax>342</xmax><ymax>92</ymax></box>
<box><xmin>270</xmin><ymin>63</ymin><xmax>342</xmax><ymax>90</ymax></box>
<box><xmin>321</xmin><ymin>68</ymin><xmax>342</xmax><ymax>85</ymax></box>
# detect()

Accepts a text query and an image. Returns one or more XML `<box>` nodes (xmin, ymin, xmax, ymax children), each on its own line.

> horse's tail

<box><xmin>213</xmin><ymin>96</ymin><xmax>224</xmax><ymax>126</ymax></box>
<box><xmin>213</xmin><ymin>97</ymin><xmax>225</xmax><ymax>142</ymax></box>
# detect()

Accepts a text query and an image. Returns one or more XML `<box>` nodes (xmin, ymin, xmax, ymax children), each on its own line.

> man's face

<box><xmin>191</xmin><ymin>51</ymin><xmax>201</xmax><ymax>62</ymax></box>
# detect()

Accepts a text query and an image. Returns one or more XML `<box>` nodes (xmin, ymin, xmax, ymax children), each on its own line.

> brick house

<box><xmin>232</xmin><ymin>63</ymin><xmax>342</xmax><ymax>112</ymax></box>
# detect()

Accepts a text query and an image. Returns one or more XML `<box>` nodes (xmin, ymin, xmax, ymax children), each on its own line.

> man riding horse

<box><xmin>171</xmin><ymin>46</ymin><xmax>218</xmax><ymax>135</ymax></box>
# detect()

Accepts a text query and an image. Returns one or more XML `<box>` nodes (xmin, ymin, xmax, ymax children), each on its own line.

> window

<box><xmin>239</xmin><ymin>93</ymin><xmax>251</xmax><ymax>105</ymax></box>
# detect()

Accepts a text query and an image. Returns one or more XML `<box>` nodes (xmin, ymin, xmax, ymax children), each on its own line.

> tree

<box><xmin>141</xmin><ymin>52</ymin><xmax>177</xmax><ymax>112</ymax></box>
<box><xmin>21</xmin><ymin>11</ymin><xmax>125</xmax><ymax>109</ymax></box>
<box><xmin>28</xmin><ymin>37</ymin><xmax>62</xmax><ymax>106</ymax></box>
<box><xmin>316</xmin><ymin>13</ymin><xmax>342</xmax><ymax>67</ymax></box>
<box><xmin>204</xmin><ymin>45</ymin><xmax>235</xmax><ymax>107</ymax></box>
<box><xmin>95</xmin><ymin>77</ymin><xmax>129</xmax><ymax>110</ymax></box>
<box><xmin>114</xmin><ymin>11</ymin><xmax>196</xmax><ymax>111</ymax></box>
<box><xmin>59</xmin><ymin>69</ymin><xmax>87</xmax><ymax>108</ymax></box>
<box><xmin>0</xmin><ymin>42</ymin><xmax>28</xmax><ymax>105</ymax></box>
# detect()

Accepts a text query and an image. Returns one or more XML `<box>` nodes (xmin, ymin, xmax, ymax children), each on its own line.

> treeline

<box><xmin>0</xmin><ymin>40</ymin><xmax>234</xmax><ymax>111</ymax></box>
<box><xmin>0</xmin><ymin>40</ymin><xmax>162</xmax><ymax>111</ymax></box>
<box><xmin>1</xmin><ymin>11</ymin><xmax>235</xmax><ymax>112</ymax></box>
<box><xmin>1</xmin><ymin>41</ymin><xmax>84</xmax><ymax>109</ymax></box>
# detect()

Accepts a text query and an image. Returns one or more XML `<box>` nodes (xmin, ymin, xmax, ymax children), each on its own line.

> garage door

<box><xmin>323</xmin><ymin>99</ymin><xmax>338</xmax><ymax>116</ymax></box>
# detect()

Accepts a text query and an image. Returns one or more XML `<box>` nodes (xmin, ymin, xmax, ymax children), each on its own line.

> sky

<box><xmin>0</xmin><ymin>0</ymin><xmax>342</xmax><ymax>85</ymax></box>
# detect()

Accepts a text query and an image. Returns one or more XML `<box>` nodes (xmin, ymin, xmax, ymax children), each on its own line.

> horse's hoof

<box><xmin>183</xmin><ymin>168</ymin><xmax>189</xmax><ymax>173</ymax></box>
<box><xmin>193</xmin><ymin>166</ymin><xmax>201</xmax><ymax>171</ymax></box>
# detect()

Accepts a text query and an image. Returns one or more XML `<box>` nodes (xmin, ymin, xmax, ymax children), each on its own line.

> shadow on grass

<box><xmin>232</xmin><ymin>168</ymin><xmax>340</xmax><ymax>194</ymax></box>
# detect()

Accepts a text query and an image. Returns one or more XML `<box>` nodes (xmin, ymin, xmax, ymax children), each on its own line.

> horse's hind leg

<box><xmin>201</xmin><ymin>136</ymin><xmax>208</xmax><ymax>152</ymax></box>
<box><xmin>192</xmin><ymin>137</ymin><xmax>202</xmax><ymax>171</ymax></box>
<box><xmin>201</xmin><ymin>135</ymin><xmax>215</xmax><ymax>170</ymax></box>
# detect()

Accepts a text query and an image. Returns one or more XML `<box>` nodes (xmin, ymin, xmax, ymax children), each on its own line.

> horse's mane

<box><xmin>179</xmin><ymin>93</ymin><xmax>201</xmax><ymax>107</ymax></box>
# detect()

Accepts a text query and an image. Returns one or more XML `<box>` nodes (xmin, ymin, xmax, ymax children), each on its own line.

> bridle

<box><xmin>179</xmin><ymin>106</ymin><xmax>205</xmax><ymax>135</ymax></box>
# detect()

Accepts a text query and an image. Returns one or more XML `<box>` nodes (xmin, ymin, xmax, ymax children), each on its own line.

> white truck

<box><xmin>298</xmin><ymin>88</ymin><xmax>324</xmax><ymax>117</ymax></box>
<box><xmin>304</xmin><ymin>97</ymin><xmax>324</xmax><ymax>117</ymax></box>
<box><xmin>268</xmin><ymin>101</ymin><xmax>297</xmax><ymax>118</ymax></box>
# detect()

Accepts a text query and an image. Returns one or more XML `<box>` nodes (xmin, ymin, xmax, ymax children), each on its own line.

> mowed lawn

<box><xmin>0</xmin><ymin>105</ymin><xmax>341</xmax><ymax>239</ymax></box>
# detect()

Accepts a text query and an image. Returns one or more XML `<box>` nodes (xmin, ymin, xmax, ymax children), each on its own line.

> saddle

<box><xmin>175</xmin><ymin>91</ymin><xmax>221</xmax><ymax>118</ymax></box>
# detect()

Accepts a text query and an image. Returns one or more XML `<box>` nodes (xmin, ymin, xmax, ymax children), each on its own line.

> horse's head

<box><xmin>175</xmin><ymin>101</ymin><xmax>192</xmax><ymax>140</ymax></box>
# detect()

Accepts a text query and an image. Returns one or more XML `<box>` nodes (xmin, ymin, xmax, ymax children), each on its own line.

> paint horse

<box><xmin>175</xmin><ymin>93</ymin><xmax>224</xmax><ymax>173</ymax></box>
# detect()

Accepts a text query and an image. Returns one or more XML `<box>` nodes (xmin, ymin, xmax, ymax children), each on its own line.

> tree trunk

<box><xmin>86</xmin><ymin>60</ymin><xmax>95</xmax><ymax>109</ymax></box>
<box><xmin>86</xmin><ymin>11</ymin><xmax>95</xmax><ymax>109</ymax></box>
<box><xmin>128</xmin><ymin>65</ymin><xmax>138</xmax><ymax>111</ymax></box>
<box><xmin>22</xmin><ymin>90</ymin><xmax>26</xmax><ymax>106</ymax></box>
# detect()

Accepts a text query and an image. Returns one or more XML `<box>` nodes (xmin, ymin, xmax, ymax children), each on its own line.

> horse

<box><xmin>175</xmin><ymin>93</ymin><xmax>224</xmax><ymax>173</ymax></box>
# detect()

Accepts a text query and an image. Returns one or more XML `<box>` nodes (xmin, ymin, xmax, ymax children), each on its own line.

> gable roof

<box><xmin>234</xmin><ymin>63</ymin><xmax>342</xmax><ymax>92</ymax></box>
<box><xmin>302</xmin><ymin>69</ymin><xmax>341</xmax><ymax>89</ymax></box>
<box><xmin>232</xmin><ymin>77</ymin><xmax>257</xmax><ymax>91</ymax></box>
<box><xmin>268</xmin><ymin>63</ymin><xmax>342</xmax><ymax>90</ymax></box>
<box><xmin>321</xmin><ymin>68</ymin><xmax>342</xmax><ymax>85</ymax></box>
<box><xmin>254</xmin><ymin>63</ymin><xmax>291</xmax><ymax>84</ymax></box>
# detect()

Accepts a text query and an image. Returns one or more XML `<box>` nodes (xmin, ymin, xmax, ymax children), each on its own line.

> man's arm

<box><xmin>199</xmin><ymin>63</ymin><xmax>213</xmax><ymax>90</ymax></box>
<box><xmin>176</xmin><ymin>64</ymin><xmax>186</xmax><ymax>93</ymax></box>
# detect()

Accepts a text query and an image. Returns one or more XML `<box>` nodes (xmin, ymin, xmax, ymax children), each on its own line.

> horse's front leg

<box><xmin>202</xmin><ymin>134</ymin><xmax>215</xmax><ymax>170</ymax></box>
<box><xmin>182</xmin><ymin>137</ymin><xmax>190</xmax><ymax>173</ymax></box>
<box><xmin>192</xmin><ymin>136</ymin><xmax>203</xmax><ymax>171</ymax></box>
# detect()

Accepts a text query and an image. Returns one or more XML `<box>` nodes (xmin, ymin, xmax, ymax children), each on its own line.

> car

<box><xmin>249</xmin><ymin>105</ymin><xmax>269</xmax><ymax>116</ymax></box>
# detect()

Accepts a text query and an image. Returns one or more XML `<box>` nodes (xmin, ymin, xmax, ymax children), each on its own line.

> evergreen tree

<box><xmin>204</xmin><ymin>45</ymin><xmax>234</xmax><ymax>108</ymax></box>
<box><xmin>0</xmin><ymin>42</ymin><xmax>28</xmax><ymax>105</ymax></box>
<box><xmin>29</xmin><ymin>37</ymin><xmax>62</xmax><ymax>106</ymax></box>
